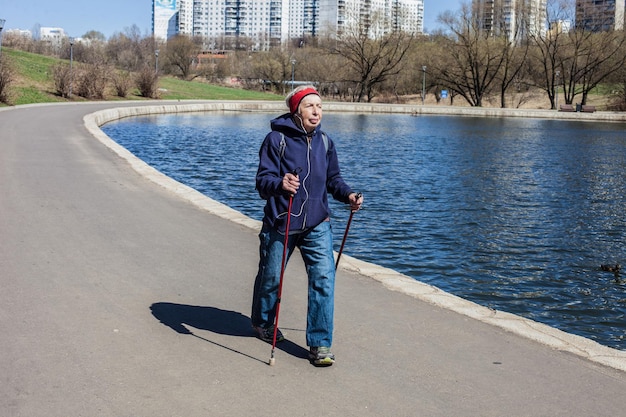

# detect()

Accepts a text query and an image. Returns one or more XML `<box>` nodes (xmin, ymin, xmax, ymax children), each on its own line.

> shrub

<box><xmin>52</xmin><ymin>63</ymin><xmax>72</xmax><ymax>98</ymax></box>
<box><xmin>75</xmin><ymin>63</ymin><xmax>108</xmax><ymax>99</ymax></box>
<box><xmin>0</xmin><ymin>54</ymin><xmax>15</xmax><ymax>104</ymax></box>
<box><xmin>607</xmin><ymin>84</ymin><xmax>626</xmax><ymax>111</ymax></box>
<box><xmin>136</xmin><ymin>65</ymin><xmax>159</xmax><ymax>98</ymax></box>
<box><xmin>112</xmin><ymin>70</ymin><xmax>133</xmax><ymax>98</ymax></box>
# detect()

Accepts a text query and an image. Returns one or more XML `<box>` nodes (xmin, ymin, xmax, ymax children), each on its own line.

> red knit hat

<box><xmin>288</xmin><ymin>87</ymin><xmax>320</xmax><ymax>114</ymax></box>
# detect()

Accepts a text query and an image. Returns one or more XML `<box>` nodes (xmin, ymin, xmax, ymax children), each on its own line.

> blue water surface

<box><xmin>102</xmin><ymin>112</ymin><xmax>626</xmax><ymax>350</ymax></box>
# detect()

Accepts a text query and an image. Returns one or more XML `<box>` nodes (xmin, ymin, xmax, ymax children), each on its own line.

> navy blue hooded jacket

<box><xmin>256</xmin><ymin>113</ymin><xmax>353</xmax><ymax>234</ymax></box>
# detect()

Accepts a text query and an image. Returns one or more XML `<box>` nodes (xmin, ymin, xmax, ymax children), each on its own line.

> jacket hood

<box><xmin>270</xmin><ymin>113</ymin><xmax>321</xmax><ymax>138</ymax></box>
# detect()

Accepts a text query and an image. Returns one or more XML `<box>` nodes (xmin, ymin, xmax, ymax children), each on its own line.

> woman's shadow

<box><xmin>150</xmin><ymin>302</ymin><xmax>308</xmax><ymax>362</ymax></box>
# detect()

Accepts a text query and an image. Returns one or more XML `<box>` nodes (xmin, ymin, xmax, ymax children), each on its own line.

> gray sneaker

<box><xmin>253</xmin><ymin>325</ymin><xmax>284</xmax><ymax>344</ymax></box>
<box><xmin>309</xmin><ymin>346</ymin><xmax>335</xmax><ymax>366</ymax></box>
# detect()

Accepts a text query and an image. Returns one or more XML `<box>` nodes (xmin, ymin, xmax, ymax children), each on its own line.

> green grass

<box><xmin>158</xmin><ymin>77</ymin><xmax>282</xmax><ymax>101</ymax></box>
<box><xmin>1</xmin><ymin>47</ymin><xmax>282</xmax><ymax>106</ymax></box>
<box><xmin>9</xmin><ymin>49</ymin><xmax>59</xmax><ymax>84</ymax></box>
<box><xmin>12</xmin><ymin>86</ymin><xmax>63</xmax><ymax>105</ymax></box>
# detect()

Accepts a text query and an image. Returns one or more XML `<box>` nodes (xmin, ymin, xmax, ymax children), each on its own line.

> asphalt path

<box><xmin>2</xmin><ymin>102</ymin><xmax>626</xmax><ymax>416</ymax></box>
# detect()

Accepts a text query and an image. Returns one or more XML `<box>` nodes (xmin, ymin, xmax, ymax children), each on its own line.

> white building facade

<box><xmin>153</xmin><ymin>0</ymin><xmax>424</xmax><ymax>47</ymax></box>
<box><xmin>472</xmin><ymin>0</ymin><xmax>547</xmax><ymax>41</ymax></box>
<box><xmin>319</xmin><ymin>0</ymin><xmax>423</xmax><ymax>37</ymax></box>
<box><xmin>39</xmin><ymin>27</ymin><xmax>67</xmax><ymax>49</ymax></box>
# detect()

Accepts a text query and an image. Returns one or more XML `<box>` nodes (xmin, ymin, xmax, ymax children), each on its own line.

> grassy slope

<box><xmin>8</xmin><ymin>49</ymin><xmax>65</xmax><ymax>105</ymax></box>
<box><xmin>2</xmin><ymin>48</ymin><xmax>282</xmax><ymax>106</ymax></box>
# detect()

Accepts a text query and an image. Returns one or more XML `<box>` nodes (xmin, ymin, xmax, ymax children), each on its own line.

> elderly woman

<box><xmin>251</xmin><ymin>85</ymin><xmax>363</xmax><ymax>366</ymax></box>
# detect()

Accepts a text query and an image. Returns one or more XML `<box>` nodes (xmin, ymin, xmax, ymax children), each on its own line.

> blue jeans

<box><xmin>251</xmin><ymin>220</ymin><xmax>335</xmax><ymax>347</ymax></box>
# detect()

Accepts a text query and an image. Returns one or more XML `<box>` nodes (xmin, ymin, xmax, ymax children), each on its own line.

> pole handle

<box><xmin>351</xmin><ymin>192</ymin><xmax>363</xmax><ymax>213</ymax></box>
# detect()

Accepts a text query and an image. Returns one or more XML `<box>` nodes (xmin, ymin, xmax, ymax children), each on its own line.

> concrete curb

<box><xmin>84</xmin><ymin>101</ymin><xmax>626</xmax><ymax>373</ymax></box>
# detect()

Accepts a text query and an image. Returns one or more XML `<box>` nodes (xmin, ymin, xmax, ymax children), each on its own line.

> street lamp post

<box><xmin>421</xmin><ymin>66</ymin><xmax>427</xmax><ymax>105</ymax></box>
<box><xmin>69</xmin><ymin>37</ymin><xmax>74</xmax><ymax>99</ymax></box>
<box><xmin>155</xmin><ymin>49</ymin><xmax>159</xmax><ymax>75</ymax></box>
<box><xmin>555</xmin><ymin>70</ymin><xmax>560</xmax><ymax>110</ymax></box>
<box><xmin>291</xmin><ymin>59</ymin><xmax>296</xmax><ymax>91</ymax></box>
<box><xmin>0</xmin><ymin>19</ymin><xmax>6</xmax><ymax>59</ymax></box>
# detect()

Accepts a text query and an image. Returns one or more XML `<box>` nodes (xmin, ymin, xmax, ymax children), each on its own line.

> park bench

<box><xmin>559</xmin><ymin>104</ymin><xmax>575</xmax><ymax>112</ymax></box>
<box><xmin>581</xmin><ymin>105</ymin><xmax>596</xmax><ymax>113</ymax></box>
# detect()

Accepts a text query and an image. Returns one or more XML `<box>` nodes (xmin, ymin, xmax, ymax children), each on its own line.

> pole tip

<box><xmin>268</xmin><ymin>357</ymin><xmax>275</xmax><ymax>366</ymax></box>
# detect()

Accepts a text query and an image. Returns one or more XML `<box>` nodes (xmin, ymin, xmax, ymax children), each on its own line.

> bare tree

<box><xmin>318</xmin><ymin>7</ymin><xmax>413</xmax><ymax>102</ymax></box>
<box><xmin>435</xmin><ymin>6</ymin><xmax>507</xmax><ymax>107</ymax></box>
<box><xmin>526</xmin><ymin>11</ymin><xmax>565</xmax><ymax>108</ymax></box>
<box><xmin>489</xmin><ymin>1</ymin><xmax>533</xmax><ymax>108</ymax></box>
<box><xmin>528</xmin><ymin>0</ymin><xmax>626</xmax><ymax>107</ymax></box>
<box><xmin>378</xmin><ymin>37</ymin><xmax>423</xmax><ymax>102</ymax></box>
<box><xmin>246</xmin><ymin>49</ymin><xmax>289</xmax><ymax>93</ymax></box>
<box><xmin>106</xmin><ymin>25</ymin><xmax>157</xmax><ymax>72</ymax></box>
<box><xmin>82</xmin><ymin>30</ymin><xmax>107</xmax><ymax>42</ymax></box>
<box><xmin>410</xmin><ymin>34</ymin><xmax>452</xmax><ymax>103</ymax></box>
<box><xmin>562</xmin><ymin>29</ymin><xmax>626</xmax><ymax>105</ymax></box>
<box><xmin>165</xmin><ymin>35</ymin><xmax>202</xmax><ymax>80</ymax></box>
<box><xmin>606</xmin><ymin>57</ymin><xmax>626</xmax><ymax>110</ymax></box>
<box><xmin>330</xmin><ymin>22</ymin><xmax>413</xmax><ymax>102</ymax></box>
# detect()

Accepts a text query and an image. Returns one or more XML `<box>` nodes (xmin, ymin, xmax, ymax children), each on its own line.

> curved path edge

<box><xmin>84</xmin><ymin>101</ymin><xmax>626</xmax><ymax>373</ymax></box>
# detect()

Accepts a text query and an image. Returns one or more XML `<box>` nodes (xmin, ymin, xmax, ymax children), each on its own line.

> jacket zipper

<box><xmin>301</xmin><ymin>136</ymin><xmax>313</xmax><ymax>230</ymax></box>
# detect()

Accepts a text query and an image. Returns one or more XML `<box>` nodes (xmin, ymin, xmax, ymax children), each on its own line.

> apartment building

<box><xmin>39</xmin><ymin>27</ymin><xmax>67</xmax><ymax>48</ymax></box>
<box><xmin>472</xmin><ymin>0</ymin><xmax>624</xmax><ymax>41</ymax></box>
<box><xmin>576</xmin><ymin>0</ymin><xmax>624</xmax><ymax>31</ymax></box>
<box><xmin>153</xmin><ymin>0</ymin><xmax>424</xmax><ymax>47</ymax></box>
<box><xmin>472</xmin><ymin>0</ymin><xmax>547</xmax><ymax>41</ymax></box>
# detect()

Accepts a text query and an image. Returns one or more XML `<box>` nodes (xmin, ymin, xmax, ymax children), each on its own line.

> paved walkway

<box><xmin>2</xmin><ymin>101</ymin><xmax>626</xmax><ymax>417</ymax></box>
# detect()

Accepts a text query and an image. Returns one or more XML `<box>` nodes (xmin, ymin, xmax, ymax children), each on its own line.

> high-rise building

<box><xmin>153</xmin><ymin>0</ymin><xmax>424</xmax><ymax>47</ymax></box>
<box><xmin>177</xmin><ymin>0</ymin><xmax>194</xmax><ymax>34</ymax></box>
<box><xmin>319</xmin><ymin>0</ymin><xmax>423</xmax><ymax>37</ymax></box>
<box><xmin>472</xmin><ymin>0</ymin><xmax>547</xmax><ymax>41</ymax></box>
<box><xmin>576</xmin><ymin>0</ymin><xmax>624</xmax><ymax>32</ymax></box>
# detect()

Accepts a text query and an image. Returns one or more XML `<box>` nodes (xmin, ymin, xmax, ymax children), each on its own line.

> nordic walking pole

<box><xmin>269</xmin><ymin>169</ymin><xmax>299</xmax><ymax>366</ymax></box>
<box><xmin>335</xmin><ymin>192</ymin><xmax>362</xmax><ymax>270</ymax></box>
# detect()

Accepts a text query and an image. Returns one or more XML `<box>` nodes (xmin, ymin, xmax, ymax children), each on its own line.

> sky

<box><xmin>0</xmin><ymin>0</ymin><xmax>460</xmax><ymax>39</ymax></box>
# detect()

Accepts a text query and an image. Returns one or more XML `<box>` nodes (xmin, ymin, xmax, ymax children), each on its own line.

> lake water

<box><xmin>102</xmin><ymin>112</ymin><xmax>626</xmax><ymax>350</ymax></box>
